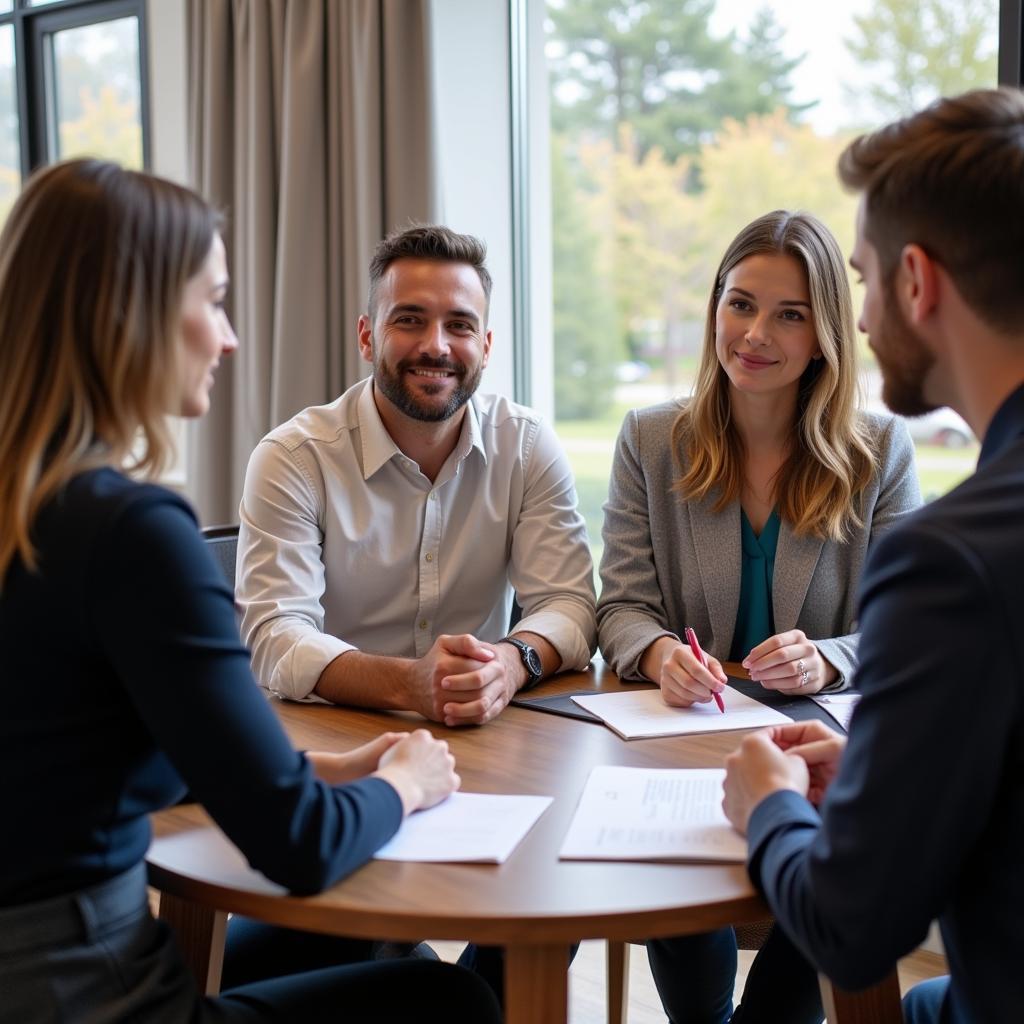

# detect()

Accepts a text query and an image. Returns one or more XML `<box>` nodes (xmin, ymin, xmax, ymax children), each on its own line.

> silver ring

<box><xmin>800</xmin><ymin>669</ymin><xmax>810</xmax><ymax>686</ymax></box>
<box><xmin>796</xmin><ymin>659</ymin><xmax>805</xmax><ymax>674</ymax></box>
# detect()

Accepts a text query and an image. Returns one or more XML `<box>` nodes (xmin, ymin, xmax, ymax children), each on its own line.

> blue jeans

<box><xmin>902</xmin><ymin>977</ymin><xmax>950</xmax><ymax>1024</ymax></box>
<box><xmin>646</xmin><ymin>925</ymin><xmax>824</xmax><ymax>1024</ymax></box>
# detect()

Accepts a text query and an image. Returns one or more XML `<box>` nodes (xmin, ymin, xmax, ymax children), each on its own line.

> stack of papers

<box><xmin>571</xmin><ymin>686</ymin><xmax>791</xmax><ymax>739</ymax></box>
<box><xmin>560</xmin><ymin>766</ymin><xmax>746</xmax><ymax>862</ymax></box>
<box><xmin>373</xmin><ymin>792</ymin><xmax>552</xmax><ymax>863</ymax></box>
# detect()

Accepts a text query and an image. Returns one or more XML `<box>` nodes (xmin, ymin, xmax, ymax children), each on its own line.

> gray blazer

<box><xmin>597</xmin><ymin>400</ymin><xmax>921</xmax><ymax>688</ymax></box>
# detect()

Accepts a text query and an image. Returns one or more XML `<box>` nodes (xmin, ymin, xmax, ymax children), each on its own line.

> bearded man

<box><xmin>237</xmin><ymin>224</ymin><xmax>595</xmax><ymax>723</ymax></box>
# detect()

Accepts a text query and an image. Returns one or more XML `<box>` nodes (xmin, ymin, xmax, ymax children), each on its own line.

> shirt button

<box><xmin>425</xmin><ymin>552</ymin><xmax>433</xmax><ymax>563</ymax></box>
<box><xmin>419</xmin><ymin>620</ymin><xmax>428</xmax><ymax>630</ymax></box>
<box><xmin>428</xmin><ymin>492</ymin><xmax>437</xmax><ymax>501</ymax></box>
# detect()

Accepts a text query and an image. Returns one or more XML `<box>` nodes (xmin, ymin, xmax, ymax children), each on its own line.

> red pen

<box><xmin>685</xmin><ymin>627</ymin><xmax>725</xmax><ymax>714</ymax></box>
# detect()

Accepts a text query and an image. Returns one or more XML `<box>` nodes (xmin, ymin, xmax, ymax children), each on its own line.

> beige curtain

<box><xmin>186</xmin><ymin>0</ymin><xmax>438</xmax><ymax>524</ymax></box>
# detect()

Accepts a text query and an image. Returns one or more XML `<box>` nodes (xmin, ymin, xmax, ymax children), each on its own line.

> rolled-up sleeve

<box><xmin>237</xmin><ymin>439</ymin><xmax>353</xmax><ymax>701</ymax></box>
<box><xmin>509</xmin><ymin>418</ymin><xmax>596</xmax><ymax>670</ymax></box>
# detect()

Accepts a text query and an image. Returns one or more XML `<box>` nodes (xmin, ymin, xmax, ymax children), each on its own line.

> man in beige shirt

<box><xmin>237</xmin><ymin>225</ymin><xmax>596</xmax><ymax>726</ymax></box>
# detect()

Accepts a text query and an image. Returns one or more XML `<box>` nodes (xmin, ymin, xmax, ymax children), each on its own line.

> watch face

<box><xmin>524</xmin><ymin>646</ymin><xmax>542</xmax><ymax>676</ymax></box>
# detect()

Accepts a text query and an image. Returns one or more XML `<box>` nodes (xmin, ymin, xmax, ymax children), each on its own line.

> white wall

<box><xmin>430</xmin><ymin>0</ymin><xmax>554</xmax><ymax>418</ymax></box>
<box><xmin>430</xmin><ymin>0</ymin><xmax>517</xmax><ymax>401</ymax></box>
<box><xmin>147</xmin><ymin>0</ymin><xmax>188</xmax><ymax>184</ymax></box>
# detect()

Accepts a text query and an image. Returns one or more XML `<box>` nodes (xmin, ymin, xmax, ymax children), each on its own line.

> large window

<box><xmin>0</xmin><ymin>0</ymin><xmax>148</xmax><ymax>223</ymax></box>
<box><xmin>541</xmin><ymin>0</ymin><xmax>1003</xmax><ymax>572</ymax></box>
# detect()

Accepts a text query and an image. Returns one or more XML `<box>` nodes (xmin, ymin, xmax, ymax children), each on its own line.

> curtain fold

<box><xmin>186</xmin><ymin>0</ymin><xmax>437</xmax><ymax>524</ymax></box>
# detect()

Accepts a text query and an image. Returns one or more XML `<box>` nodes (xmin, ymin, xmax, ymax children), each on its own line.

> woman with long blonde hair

<box><xmin>0</xmin><ymin>160</ymin><xmax>500</xmax><ymax>1023</ymax></box>
<box><xmin>597</xmin><ymin>210</ymin><xmax>920</xmax><ymax>1022</ymax></box>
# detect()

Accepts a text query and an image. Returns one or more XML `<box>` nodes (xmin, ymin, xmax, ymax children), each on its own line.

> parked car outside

<box><xmin>901</xmin><ymin>407</ymin><xmax>975</xmax><ymax>448</ymax></box>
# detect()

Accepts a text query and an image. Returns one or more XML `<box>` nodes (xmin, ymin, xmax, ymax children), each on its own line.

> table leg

<box><xmin>819</xmin><ymin>968</ymin><xmax>903</xmax><ymax>1024</ymax></box>
<box><xmin>505</xmin><ymin>942</ymin><xmax>571</xmax><ymax>1024</ymax></box>
<box><xmin>156</xmin><ymin>891</ymin><xmax>227</xmax><ymax>995</ymax></box>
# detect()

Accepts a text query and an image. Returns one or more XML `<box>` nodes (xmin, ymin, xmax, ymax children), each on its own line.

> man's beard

<box><xmin>873</xmin><ymin>285</ymin><xmax>937</xmax><ymax>418</ymax></box>
<box><xmin>373</xmin><ymin>352</ymin><xmax>482</xmax><ymax>422</ymax></box>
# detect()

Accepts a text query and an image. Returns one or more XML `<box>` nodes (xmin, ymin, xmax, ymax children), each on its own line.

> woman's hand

<box><xmin>306</xmin><ymin>732</ymin><xmax>405</xmax><ymax>785</ymax></box>
<box><xmin>373</xmin><ymin>729</ymin><xmax>460</xmax><ymax>815</ymax></box>
<box><xmin>743</xmin><ymin>630</ymin><xmax>837</xmax><ymax>695</ymax></box>
<box><xmin>641</xmin><ymin>636</ymin><xmax>728</xmax><ymax>708</ymax></box>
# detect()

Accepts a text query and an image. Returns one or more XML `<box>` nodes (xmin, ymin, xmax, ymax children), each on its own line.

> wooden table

<box><xmin>148</xmin><ymin>662</ymin><xmax>900</xmax><ymax>1023</ymax></box>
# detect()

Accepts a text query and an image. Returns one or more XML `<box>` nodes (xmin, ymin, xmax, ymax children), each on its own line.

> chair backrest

<box><xmin>202</xmin><ymin>524</ymin><xmax>239</xmax><ymax>589</ymax></box>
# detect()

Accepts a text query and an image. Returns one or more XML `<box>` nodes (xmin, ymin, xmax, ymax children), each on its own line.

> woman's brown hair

<box><xmin>0</xmin><ymin>159</ymin><xmax>219</xmax><ymax>582</ymax></box>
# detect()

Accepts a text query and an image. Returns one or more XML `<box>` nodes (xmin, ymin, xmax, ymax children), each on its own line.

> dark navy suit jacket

<box><xmin>746</xmin><ymin>384</ymin><xmax>1024</xmax><ymax>1024</ymax></box>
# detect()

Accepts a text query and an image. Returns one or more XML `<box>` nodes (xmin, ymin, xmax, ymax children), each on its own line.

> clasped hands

<box><xmin>306</xmin><ymin>729</ymin><xmax>460</xmax><ymax>815</ymax></box>
<box><xmin>411</xmin><ymin>633</ymin><xmax>529</xmax><ymax>727</ymax></box>
<box><xmin>722</xmin><ymin>720</ymin><xmax>847</xmax><ymax>834</ymax></box>
<box><xmin>647</xmin><ymin>629</ymin><xmax>837</xmax><ymax>708</ymax></box>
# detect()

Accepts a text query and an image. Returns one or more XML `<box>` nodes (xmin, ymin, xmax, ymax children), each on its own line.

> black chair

<box><xmin>201</xmin><ymin>524</ymin><xmax>239</xmax><ymax>589</ymax></box>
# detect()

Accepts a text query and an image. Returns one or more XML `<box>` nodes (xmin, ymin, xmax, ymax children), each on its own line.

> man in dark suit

<box><xmin>721</xmin><ymin>87</ymin><xmax>1024</xmax><ymax>1024</ymax></box>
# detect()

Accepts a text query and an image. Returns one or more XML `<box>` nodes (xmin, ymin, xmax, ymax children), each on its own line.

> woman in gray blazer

<box><xmin>597</xmin><ymin>210</ymin><xmax>920</xmax><ymax>1024</ymax></box>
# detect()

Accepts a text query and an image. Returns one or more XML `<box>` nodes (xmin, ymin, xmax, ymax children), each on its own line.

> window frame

<box><xmin>0</xmin><ymin>0</ymin><xmax>150</xmax><ymax>176</ymax></box>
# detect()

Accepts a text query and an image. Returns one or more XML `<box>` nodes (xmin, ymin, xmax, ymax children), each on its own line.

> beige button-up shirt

<box><xmin>237</xmin><ymin>378</ymin><xmax>597</xmax><ymax>701</ymax></box>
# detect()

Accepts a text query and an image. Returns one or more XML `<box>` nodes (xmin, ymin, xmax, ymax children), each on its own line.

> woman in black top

<box><xmin>0</xmin><ymin>159</ymin><xmax>500</xmax><ymax>1023</ymax></box>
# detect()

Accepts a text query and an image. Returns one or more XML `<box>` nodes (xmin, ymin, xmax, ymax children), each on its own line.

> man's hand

<box><xmin>409</xmin><ymin>634</ymin><xmax>517</xmax><ymax>727</ymax></box>
<box><xmin>641</xmin><ymin>636</ymin><xmax>728</xmax><ymax>707</ymax></box>
<box><xmin>723</xmin><ymin>731</ymin><xmax>809</xmax><ymax>835</ymax></box>
<box><xmin>743</xmin><ymin>630</ymin><xmax>837</xmax><ymax>695</ymax></box>
<box><xmin>305</xmin><ymin>732</ymin><xmax>405</xmax><ymax>784</ymax></box>
<box><xmin>769</xmin><ymin>720</ymin><xmax>847</xmax><ymax>805</ymax></box>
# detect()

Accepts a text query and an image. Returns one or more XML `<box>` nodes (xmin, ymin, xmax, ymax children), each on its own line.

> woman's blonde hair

<box><xmin>0</xmin><ymin>159</ymin><xmax>219</xmax><ymax>582</ymax></box>
<box><xmin>671</xmin><ymin>210</ymin><xmax>874</xmax><ymax>541</ymax></box>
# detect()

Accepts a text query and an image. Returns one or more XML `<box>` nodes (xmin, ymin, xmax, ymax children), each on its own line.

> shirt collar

<box><xmin>978</xmin><ymin>381</ymin><xmax>1024</xmax><ymax>468</ymax></box>
<box><xmin>357</xmin><ymin>378</ymin><xmax>488</xmax><ymax>479</ymax></box>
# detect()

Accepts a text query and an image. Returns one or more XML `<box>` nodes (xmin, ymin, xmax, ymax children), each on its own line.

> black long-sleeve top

<box><xmin>1</xmin><ymin>468</ymin><xmax>402</xmax><ymax>906</ymax></box>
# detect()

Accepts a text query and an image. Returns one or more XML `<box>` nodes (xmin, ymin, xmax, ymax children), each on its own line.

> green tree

<box><xmin>551</xmin><ymin>135</ymin><xmax>623</xmax><ymax>419</ymax></box>
<box><xmin>547</xmin><ymin>0</ymin><xmax>805</xmax><ymax>160</ymax></box>
<box><xmin>60</xmin><ymin>85</ymin><xmax>143</xmax><ymax>168</ymax></box>
<box><xmin>845</xmin><ymin>0</ymin><xmax>997</xmax><ymax>119</ymax></box>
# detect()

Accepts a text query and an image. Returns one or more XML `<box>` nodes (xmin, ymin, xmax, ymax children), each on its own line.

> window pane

<box><xmin>545</xmin><ymin>0</ymin><xmax>998</xmax><ymax>576</ymax></box>
<box><xmin>0</xmin><ymin>2</ymin><xmax>13</xmax><ymax>15</ymax></box>
<box><xmin>51</xmin><ymin>15</ymin><xmax>143</xmax><ymax>168</ymax></box>
<box><xmin>0</xmin><ymin>23</ymin><xmax>19</xmax><ymax>225</ymax></box>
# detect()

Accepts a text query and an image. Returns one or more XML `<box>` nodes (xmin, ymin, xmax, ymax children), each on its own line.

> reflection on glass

<box><xmin>0</xmin><ymin>23</ymin><xmax>19</xmax><ymax>226</ymax></box>
<box><xmin>51</xmin><ymin>16</ymin><xmax>142</xmax><ymax>168</ymax></box>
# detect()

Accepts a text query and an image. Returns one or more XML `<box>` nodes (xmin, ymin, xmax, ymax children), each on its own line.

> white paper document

<box><xmin>373</xmin><ymin>792</ymin><xmax>553</xmax><ymax>864</ymax></box>
<box><xmin>571</xmin><ymin>686</ymin><xmax>791</xmax><ymax>739</ymax></box>
<box><xmin>811</xmin><ymin>692</ymin><xmax>861</xmax><ymax>731</ymax></box>
<box><xmin>560</xmin><ymin>766</ymin><xmax>746</xmax><ymax>862</ymax></box>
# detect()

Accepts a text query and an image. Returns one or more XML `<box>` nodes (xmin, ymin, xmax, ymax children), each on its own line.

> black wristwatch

<box><xmin>498</xmin><ymin>636</ymin><xmax>543</xmax><ymax>691</ymax></box>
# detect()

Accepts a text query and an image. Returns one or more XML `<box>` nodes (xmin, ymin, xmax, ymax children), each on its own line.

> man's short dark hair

<box><xmin>367</xmin><ymin>224</ymin><xmax>492</xmax><ymax>321</ymax></box>
<box><xmin>838</xmin><ymin>87</ymin><xmax>1024</xmax><ymax>335</ymax></box>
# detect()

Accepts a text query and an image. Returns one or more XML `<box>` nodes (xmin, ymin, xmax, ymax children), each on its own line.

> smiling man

<box><xmin>236</xmin><ymin>225</ymin><xmax>595</xmax><ymax>724</ymax></box>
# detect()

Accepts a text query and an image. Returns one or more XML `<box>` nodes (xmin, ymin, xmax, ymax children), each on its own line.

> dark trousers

<box><xmin>0</xmin><ymin>866</ymin><xmax>501</xmax><ymax>1024</ymax></box>
<box><xmin>226</xmin><ymin>916</ymin><xmax>578</xmax><ymax>1010</ymax></box>
<box><xmin>646</xmin><ymin>924</ymin><xmax>824</xmax><ymax>1024</ymax></box>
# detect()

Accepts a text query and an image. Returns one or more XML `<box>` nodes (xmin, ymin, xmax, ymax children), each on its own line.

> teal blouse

<box><xmin>730</xmin><ymin>508</ymin><xmax>781</xmax><ymax>662</ymax></box>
